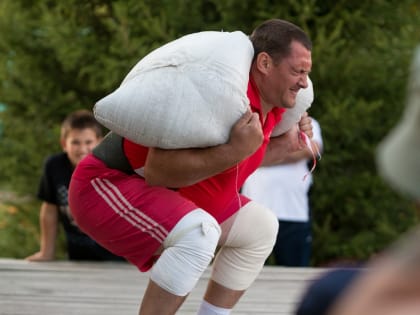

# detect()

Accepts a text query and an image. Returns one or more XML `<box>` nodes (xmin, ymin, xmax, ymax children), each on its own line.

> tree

<box><xmin>0</xmin><ymin>0</ymin><xmax>221</xmax><ymax>193</ymax></box>
<box><xmin>0</xmin><ymin>0</ymin><xmax>419</xmax><ymax>263</ymax></box>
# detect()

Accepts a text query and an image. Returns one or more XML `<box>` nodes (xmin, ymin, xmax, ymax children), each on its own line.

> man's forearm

<box><xmin>144</xmin><ymin>144</ymin><xmax>246</xmax><ymax>188</ymax></box>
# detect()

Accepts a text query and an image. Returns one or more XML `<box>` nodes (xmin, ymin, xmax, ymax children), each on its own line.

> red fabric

<box><xmin>69</xmin><ymin>155</ymin><xmax>197</xmax><ymax>271</ymax></box>
<box><xmin>123</xmin><ymin>140</ymin><xmax>149</xmax><ymax>169</ymax></box>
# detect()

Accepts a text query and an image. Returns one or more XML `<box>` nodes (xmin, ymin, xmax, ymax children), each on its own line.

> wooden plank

<box><xmin>0</xmin><ymin>258</ymin><xmax>325</xmax><ymax>315</ymax></box>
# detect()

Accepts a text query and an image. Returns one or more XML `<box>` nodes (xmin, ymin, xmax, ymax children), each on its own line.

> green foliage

<box><xmin>307</xmin><ymin>0</ymin><xmax>420</xmax><ymax>265</ymax></box>
<box><xmin>1</xmin><ymin>0</ymin><xmax>420</xmax><ymax>264</ymax></box>
<box><xmin>0</xmin><ymin>201</ymin><xmax>39</xmax><ymax>258</ymax></box>
<box><xmin>0</xmin><ymin>197</ymin><xmax>66</xmax><ymax>259</ymax></box>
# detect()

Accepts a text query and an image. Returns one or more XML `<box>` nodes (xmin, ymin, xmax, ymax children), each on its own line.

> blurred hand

<box><xmin>25</xmin><ymin>251</ymin><xmax>54</xmax><ymax>262</ymax></box>
<box><xmin>298</xmin><ymin>112</ymin><xmax>313</xmax><ymax>139</ymax></box>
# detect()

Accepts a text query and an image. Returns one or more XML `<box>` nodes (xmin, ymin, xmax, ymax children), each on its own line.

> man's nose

<box><xmin>299</xmin><ymin>75</ymin><xmax>308</xmax><ymax>89</ymax></box>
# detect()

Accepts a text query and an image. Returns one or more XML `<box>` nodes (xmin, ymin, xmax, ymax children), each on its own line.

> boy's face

<box><xmin>61</xmin><ymin>128</ymin><xmax>101</xmax><ymax>166</ymax></box>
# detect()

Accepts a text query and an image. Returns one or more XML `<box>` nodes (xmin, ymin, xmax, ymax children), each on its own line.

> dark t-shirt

<box><xmin>38</xmin><ymin>152</ymin><xmax>124</xmax><ymax>261</ymax></box>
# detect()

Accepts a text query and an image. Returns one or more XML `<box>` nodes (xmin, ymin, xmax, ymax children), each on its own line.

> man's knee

<box><xmin>150</xmin><ymin>209</ymin><xmax>221</xmax><ymax>296</ymax></box>
<box><xmin>212</xmin><ymin>201</ymin><xmax>278</xmax><ymax>290</ymax></box>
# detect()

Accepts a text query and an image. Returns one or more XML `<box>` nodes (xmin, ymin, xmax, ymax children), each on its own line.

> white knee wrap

<box><xmin>150</xmin><ymin>209</ymin><xmax>221</xmax><ymax>296</ymax></box>
<box><xmin>212</xmin><ymin>201</ymin><xmax>278</xmax><ymax>290</ymax></box>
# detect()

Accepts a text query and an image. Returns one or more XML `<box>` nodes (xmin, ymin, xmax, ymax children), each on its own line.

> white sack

<box><xmin>271</xmin><ymin>77</ymin><xmax>314</xmax><ymax>137</ymax></box>
<box><xmin>94</xmin><ymin>31</ymin><xmax>254</xmax><ymax>149</ymax></box>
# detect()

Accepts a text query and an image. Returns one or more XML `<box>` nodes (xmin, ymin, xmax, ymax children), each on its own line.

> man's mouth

<box><xmin>291</xmin><ymin>87</ymin><xmax>300</xmax><ymax>95</ymax></box>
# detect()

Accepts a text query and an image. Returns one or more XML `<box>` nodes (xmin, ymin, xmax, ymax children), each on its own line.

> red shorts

<box><xmin>68</xmin><ymin>155</ymin><xmax>198</xmax><ymax>271</ymax></box>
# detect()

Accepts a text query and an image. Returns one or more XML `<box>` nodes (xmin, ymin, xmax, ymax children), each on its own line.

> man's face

<box><xmin>263</xmin><ymin>41</ymin><xmax>312</xmax><ymax>110</ymax></box>
<box><xmin>61</xmin><ymin>128</ymin><xmax>101</xmax><ymax>166</ymax></box>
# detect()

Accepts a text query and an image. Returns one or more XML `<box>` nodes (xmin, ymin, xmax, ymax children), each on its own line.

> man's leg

<box><xmin>197</xmin><ymin>281</ymin><xmax>244</xmax><ymax>315</ymax></box>
<box><xmin>197</xmin><ymin>201</ymin><xmax>278</xmax><ymax>314</ymax></box>
<box><xmin>139</xmin><ymin>209</ymin><xmax>221</xmax><ymax>315</ymax></box>
<box><xmin>139</xmin><ymin>280</ymin><xmax>187</xmax><ymax>315</ymax></box>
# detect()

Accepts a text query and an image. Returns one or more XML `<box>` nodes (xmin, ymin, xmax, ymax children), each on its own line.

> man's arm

<box><xmin>144</xmin><ymin>110</ymin><xmax>263</xmax><ymax>188</ymax></box>
<box><xmin>263</xmin><ymin>138</ymin><xmax>321</xmax><ymax>165</ymax></box>
<box><xmin>25</xmin><ymin>202</ymin><xmax>58</xmax><ymax>261</ymax></box>
<box><xmin>263</xmin><ymin>113</ymin><xmax>314</xmax><ymax>166</ymax></box>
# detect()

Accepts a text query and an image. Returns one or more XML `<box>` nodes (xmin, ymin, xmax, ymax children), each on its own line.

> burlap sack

<box><xmin>94</xmin><ymin>31</ymin><xmax>253</xmax><ymax>149</ymax></box>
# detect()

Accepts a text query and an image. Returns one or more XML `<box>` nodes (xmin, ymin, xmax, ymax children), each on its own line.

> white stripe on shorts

<box><xmin>91</xmin><ymin>178</ymin><xmax>168</xmax><ymax>243</ymax></box>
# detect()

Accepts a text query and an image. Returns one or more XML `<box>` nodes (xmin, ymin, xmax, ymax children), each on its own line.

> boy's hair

<box><xmin>60</xmin><ymin>109</ymin><xmax>103</xmax><ymax>140</ymax></box>
<box><xmin>250</xmin><ymin>19</ymin><xmax>312</xmax><ymax>64</ymax></box>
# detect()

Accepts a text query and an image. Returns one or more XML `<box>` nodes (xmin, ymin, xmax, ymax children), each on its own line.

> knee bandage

<box><xmin>212</xmin><ymin>201</ymin><xmax>278</xmax><ymax>290</ymax></box>
<box><xmin>150</xmin><ymin>209</ymin><xmax>221</xmax><ymax>296</ymax></box>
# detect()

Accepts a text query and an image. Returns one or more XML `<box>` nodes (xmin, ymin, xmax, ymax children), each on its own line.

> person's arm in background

<box><xmin>25</xmin><ymin>202</ymin><xmax>58</xmax><ymax>261</ymax></box>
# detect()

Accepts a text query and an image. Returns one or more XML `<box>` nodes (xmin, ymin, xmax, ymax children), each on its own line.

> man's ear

<box><xmin>255</xmin><ymin>52</ymin><xmax>272</xmax><ymax>74</ymax></box>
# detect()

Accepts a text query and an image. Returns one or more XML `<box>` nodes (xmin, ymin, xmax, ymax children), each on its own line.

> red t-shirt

<box><xmin>124</xmin><ymin>77</ymin><xmax>284</xmax><ymax>223</ymax></box>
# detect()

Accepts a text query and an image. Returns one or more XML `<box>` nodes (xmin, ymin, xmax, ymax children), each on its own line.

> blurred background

<box><xmin>1</xmin><ymin>0</ymin><xmax>419</xmax><ymax>265</ymax></box>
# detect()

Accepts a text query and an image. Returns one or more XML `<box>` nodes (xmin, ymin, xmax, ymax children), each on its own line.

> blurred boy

<box><xmin>26</xmin><ymin>109</ymin><xmax>123</xmax><ymax>261</ymax></box>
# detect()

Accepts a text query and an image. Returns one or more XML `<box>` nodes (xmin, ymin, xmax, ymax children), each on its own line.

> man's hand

<box><xmin>25</xmin><ymin>251</ymin><xmax>54</xmax><ymax>262</ymax></box>
<box><xmin>298</xmin><ymin>112</ymin><xmax>313</xmax><ymax>139</ymax></box>
<box><xmin>228</xmin><ymin>109</ymin><xmax>264</xmax><ymax>160</ymax></box>
<box><xmin>262</xmin><ymin>112</ymin><xmax>314</xmax><ymax>166</ymax></box>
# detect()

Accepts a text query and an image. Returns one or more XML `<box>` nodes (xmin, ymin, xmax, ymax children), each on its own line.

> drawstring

<box><xmin>235</xmin><ymin>164</ymin><xmax>242</xmax><ymax>209</ymax></box>
<box><xmin>300</xmin><ymin>130</ymin><xmax>321</xmax><ymax>181</ymax></box>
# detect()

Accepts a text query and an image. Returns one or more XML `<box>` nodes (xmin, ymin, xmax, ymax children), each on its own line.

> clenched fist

<box><xmin>227</xmin><ymin>109</ymin><xmax>264</xmax><ymax>160</ymax></box>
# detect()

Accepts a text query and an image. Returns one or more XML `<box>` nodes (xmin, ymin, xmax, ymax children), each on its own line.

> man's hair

<box><xmin>60</xmin><ymin>109</ymin><xmax>103</xmax><ymax>140</ymax></box>
<box><xmin>250</xmin><ymin>19</ymin><xmax>312</xmax><ymax>64</ymax></box>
